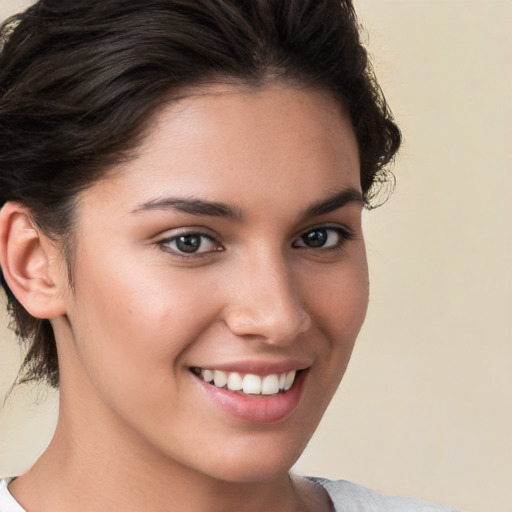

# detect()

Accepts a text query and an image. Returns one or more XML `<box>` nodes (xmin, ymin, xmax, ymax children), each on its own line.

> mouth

<box><xmin>190</xmin><ymin>367</ymin><xmax>299</xmax><ymax>397</ymax></box>
<box><xmin>190</xmin><ymin>365</ymin><xmax>309</xmax><ymax>423</ymax></box>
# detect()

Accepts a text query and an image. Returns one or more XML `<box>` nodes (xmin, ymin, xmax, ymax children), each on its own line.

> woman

<box><xmin>0</xmin><ymin>1</ymin><xmax>458</xmax><ymax>511</ymax></box>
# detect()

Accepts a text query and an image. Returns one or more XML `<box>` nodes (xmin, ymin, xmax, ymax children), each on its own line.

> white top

<box><xmin>0</xmin><ymin>480</ymin><xmax>21</xmax><ymax>512</ymax></box>
<box><xmin>0</xmin><ymin>476</ymin><xmax>459</xmax><ymax>511</ymax></box>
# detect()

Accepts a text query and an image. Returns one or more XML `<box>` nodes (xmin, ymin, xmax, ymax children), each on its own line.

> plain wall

<box><xmin>1</xmin><ymin>1</ymin><xmax>511</xmax><ymax>511</ymax></box>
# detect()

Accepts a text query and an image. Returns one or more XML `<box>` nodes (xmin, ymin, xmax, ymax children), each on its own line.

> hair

<box><xmin>0</xmin><ymin>0</ymin><xmax>401</xmax><ymax>388</ymax></box>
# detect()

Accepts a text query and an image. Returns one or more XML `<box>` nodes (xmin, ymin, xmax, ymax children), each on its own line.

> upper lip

<box><xmin>189</xmin><ymin>359</ymin><xmax>311</xmax><ymax>375</ymax></box>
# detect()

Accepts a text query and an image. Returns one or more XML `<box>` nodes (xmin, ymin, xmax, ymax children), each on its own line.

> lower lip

<box><xmin>194</xmin><ymin>370</ymin><xmax>308</xmax><ymax>424</ymax></box>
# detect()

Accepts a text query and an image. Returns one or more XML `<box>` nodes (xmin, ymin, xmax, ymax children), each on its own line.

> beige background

<box><xmin>1</xmin><ymin>1</ymin><xmax>511</xmax><ymax>511</ymax></box>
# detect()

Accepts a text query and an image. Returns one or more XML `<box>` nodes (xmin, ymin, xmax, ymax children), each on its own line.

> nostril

<box><xmin>224</xmin><ymin>301</ymin><xmax>311</xmax><ymax>342</ymax></box>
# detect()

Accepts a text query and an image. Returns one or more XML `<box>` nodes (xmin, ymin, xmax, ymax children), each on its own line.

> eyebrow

<box><xmin>130</xmin><ymin>196</ymin><xmax>243</xmax><ymax>221</ymax></box>
<box><xmin>303</xmin><ymin>187</ymin><xmax>363</xmax><ymax>218</ymax></box>
<box><xmin>130</xmin><ymin>187</ymin><xmax>363</xmax><ymax>221</ymax></box>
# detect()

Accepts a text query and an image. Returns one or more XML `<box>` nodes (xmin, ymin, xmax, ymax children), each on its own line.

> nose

<box><xmin>223</xmin><ymin>253</ymin><xmax>312</xmax><ymax>345</ymax></box>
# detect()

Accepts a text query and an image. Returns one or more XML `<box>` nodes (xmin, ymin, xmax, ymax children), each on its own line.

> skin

<box><xmin>4</xmin><ymin>84</ymin><xmax>368</xmax><ymax>512</ymax></box>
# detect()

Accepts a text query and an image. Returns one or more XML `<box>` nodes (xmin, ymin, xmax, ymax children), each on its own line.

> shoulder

<box><xmin>309</xmin><ymin>477</ymin><xmax>461</xmax><ymax>512</ymax></box>
<box><xmin>0</xmin><ymin>479</ymin><xmax>25</xmax><ymax>512</ymax></box>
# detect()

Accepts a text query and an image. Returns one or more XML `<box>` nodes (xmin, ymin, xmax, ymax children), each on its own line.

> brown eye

<box><xmin>293</xmin><ymin>227</ymin><xmax>353</xmax><ymax>250</ymax></box>
<box><xmin>301</xmin><ymin>229</ymin><xmax>329</xmax><ymax>248</ymax></box>
<box><xmin>161</xmin><ymin>232</ymin><xmax>221</xmax><ymax>255</ymax></box>
<box><xmin>175</xmin><ymin>234</ymin><xmax>203</xmax><ymax>253</ymax></box>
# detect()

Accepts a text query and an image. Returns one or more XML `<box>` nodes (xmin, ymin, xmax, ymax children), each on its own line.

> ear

<box><xmin>0</xmin><ymin>202</ymin><xmax>67</xmax><ymax>319</ymax></box>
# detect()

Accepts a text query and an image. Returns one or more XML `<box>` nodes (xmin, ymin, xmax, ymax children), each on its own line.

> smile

<box><xmin>191</xmin><ymin>367</ymin><xmax>297</xmax><ymax>396</ymax></box>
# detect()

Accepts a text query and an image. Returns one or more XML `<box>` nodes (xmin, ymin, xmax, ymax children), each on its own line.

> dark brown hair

<box><xmin>0</xmin><ymin>0</ymin><xmax>401</xmax><ymax>388</ymax></box>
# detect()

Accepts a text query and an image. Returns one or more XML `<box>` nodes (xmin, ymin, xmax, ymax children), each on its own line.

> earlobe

<box><xmin>0</xmin><ymin>202</ymin><xmax>67</xmax><ymax>319</ymax></box>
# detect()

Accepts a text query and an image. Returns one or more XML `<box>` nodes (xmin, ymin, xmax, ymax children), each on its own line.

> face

<box><xmin>54</xmin><ymin>84</ymin><xmax>368</xmax><ymax>483</ymax></box>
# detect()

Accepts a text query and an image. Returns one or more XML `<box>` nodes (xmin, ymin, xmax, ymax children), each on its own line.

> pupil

<box><xmin>303</xmin><ymin>230</ymin><xmax>327</xmax><ymax>247</ymax></box>
<box><xmin>176</xmin><ymin>234</ymin><xmax>201</xmax><ymax>253</ymax></box>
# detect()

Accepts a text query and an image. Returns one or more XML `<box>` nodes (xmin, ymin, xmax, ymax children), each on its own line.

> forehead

<box><xmin>80</xmin><ymin>83</ymin><xmax>360</xmax><ymax>218</ymax></box>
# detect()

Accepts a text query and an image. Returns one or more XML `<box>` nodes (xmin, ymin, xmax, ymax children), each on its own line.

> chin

<box><xmin>204</xmin><ymin>457</ymin><xmax>297</xmax><ymax>484</ymax></box>
<box><xmin>192</xmin><ymin>432</ymin><xmax>312</xmax><ymax>484</ymax></box>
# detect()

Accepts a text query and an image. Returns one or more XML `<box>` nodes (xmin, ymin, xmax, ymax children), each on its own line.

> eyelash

<box><xmin>292</xmin><ymin>226</ymin><xmax>354</xmax><ymax>252</ymax></box>
<box><xmin>158</xmin><ymin>231</ymin><xmax>222</xmax><ymax>258</ymax></box>
<box><xmin>157</xmin><ymin>226</ymin><xmax>354</xmax><ymax>258</ymax></box>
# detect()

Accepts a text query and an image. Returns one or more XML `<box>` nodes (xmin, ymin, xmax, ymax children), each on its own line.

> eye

<box><xmin>159</xmin><ymin>231</ymin><xmax>222</xmax><ymax>256</ymax></box>
<box><xmin>293</xmin><ymin>227</ymin><xmax>353</xmax><ymax>250</ymax></box>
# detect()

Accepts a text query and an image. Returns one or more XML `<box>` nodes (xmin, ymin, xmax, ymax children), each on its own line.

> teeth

<box><xmin>196</xmin><ymin>368</ymin><xmax>298</xmax><ymax>395</ymax></box>
<box><xmin>213</xmin><ymin>370</ymin><xmax>227</xmax><ymax>388</ymax></box>
<box><xmin>242</xmin><ymin>374</ymin><xmax>262</xmax><ymax>394</ymax></box>
<box><xmin>284</xmin><ymin>370</ymin><xmax>296</xmax><ymax>391</ymax></box>
<box><xmin>261</xmin><ymin>374</ymin><xmax>280</xmax><ymax>395</ymax></box>
<box><xmin>227</xmin><ymin>372</ymin><xmax>243</xmax><ymax>391</ymax></box>
<box><xmin>202</xmin><ymin>369</ymin><xmax>214</xmax><ymax>383</ymax></box>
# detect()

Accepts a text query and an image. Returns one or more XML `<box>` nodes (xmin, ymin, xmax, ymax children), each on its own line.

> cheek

<box><xmin>67</xmin><ymin>249</ymin><xmax>221</xmax><ymax>390</ymax></box>
<box><xmin>307</xmin><ymin>252</ymin><xmax>369</xmax><ymax>341</ymax></box>
<box><xmin>301</xmin><ymin>248</ymin><xmax>369</xmax><ymax>399</ymax></box>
